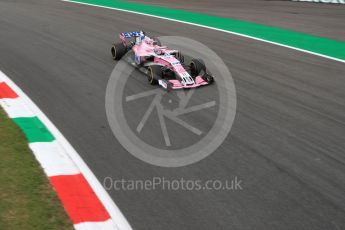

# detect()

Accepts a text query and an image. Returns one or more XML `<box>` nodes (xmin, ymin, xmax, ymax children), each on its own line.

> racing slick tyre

<box><xmin>111</xmin><ymin>42</ymin><xmax>127</xmax><ymax>60</ymax></box>
<box><xmin>202</xmin><ymin>73</ymin><xmax>214</xmax><ymax>84</ymax></box>
<box><xmin>147</xmin><ymin>65</ymin><xmax>162</xmax><ymax>85</ymax></box>
<box><xmin>190</xmin><ymin>58</ymin><xmax>206</xmax><ymax>77</ymax></box>
<box><xmin>167</xmin><ymin>81</ymin><xmax>173</xmax><ymax>92</ymax></box>
<box><xmin>174</xmin><ymin>51</ymin><xmax>185</xmax><ymax>63</ymax></box>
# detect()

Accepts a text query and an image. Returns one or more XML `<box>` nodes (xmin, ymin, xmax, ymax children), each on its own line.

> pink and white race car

<box><xmin>111</xmin><ymin>31</ymin><xmax>214</xmax><ymax>90</ymax></box>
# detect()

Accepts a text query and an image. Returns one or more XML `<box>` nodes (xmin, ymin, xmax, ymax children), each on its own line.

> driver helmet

<box><xmin>154</xmin><ymin>48</ymin><xmax>164</xmax><ymax>55</ymax></box>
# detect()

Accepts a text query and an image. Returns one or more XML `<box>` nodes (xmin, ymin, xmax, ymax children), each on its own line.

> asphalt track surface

<box><xmin>1</xmin><ymin>0</ymin><xmax>345</xmax><ymax>229</ymax></box>
<box><xmin>128</xmin><ymin>0</ymin><xmax>345</xmax><ymax>40</ymax></box>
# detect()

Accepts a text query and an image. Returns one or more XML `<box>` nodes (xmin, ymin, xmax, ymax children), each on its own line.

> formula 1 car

<box><xmin>111</xmin><ymin>31</ymin><xmax>214</xmax><ymax>90</ymax></box>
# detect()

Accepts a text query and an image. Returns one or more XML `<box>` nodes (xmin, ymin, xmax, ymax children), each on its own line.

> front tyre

<box><xmin>190</xmin><ymin>58</ymin><xmax>206</xmax><ymax>77</ymax></box>
<box><xmin>111</xmin><ymin>43</ymin><xmax>127</xmax><ymax>60</ymax></box>
<box><xmin>174</xmin><ymin>51</ymin><xmax>184</xmax><ymax>63</ymax></box>
<box><xmin>147</xmin><ymin>65</ymin><xmax>162</xmax><ymax>85</ymax></box>
<box><xmin>202</xmin><ymin>74</ymin><xmax>214</xmax><ymax>84</ymax></box>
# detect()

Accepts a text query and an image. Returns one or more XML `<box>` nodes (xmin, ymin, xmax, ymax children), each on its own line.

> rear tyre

<box><xmin>190</xmin><ymin>58</ymin><xmax>206</xmax><ymax>77</ymax></box>
<box><xmin>111</xmin><ymin>43</ymin><xmax>127</xmax><ymax>60</ymax></box>
<box><xmin>167</xmin><ymin>82</ymin><xmax>173</xmax><ymax>92</ymax></box>
<box><xmin>147</xmin><ymin>65</ymin><xmax>162</xmax><ymax>85</ymax></box>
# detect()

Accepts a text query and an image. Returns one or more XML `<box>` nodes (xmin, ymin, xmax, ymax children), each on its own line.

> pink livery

<box><xmin>111</xmin><ymin>31</ymin><xmax>214</xmax><ymax>90</ymax></box>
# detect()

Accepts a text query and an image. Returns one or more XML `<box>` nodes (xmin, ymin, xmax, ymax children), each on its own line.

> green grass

<box><xmin>0</xmin><ymin>108</ymin><xmax>73</xmax><ymax>230</ymax></box>
<box><xmin>68</xmin><ymin>0</ymin><xmax>345</xmax><ymax>61</ymax></box>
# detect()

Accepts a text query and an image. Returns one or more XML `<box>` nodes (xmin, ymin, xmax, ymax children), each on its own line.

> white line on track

<box><xmin>62</xmin><ymin>0</ymin><xmax>345</xmax><ymax>64</ymax></box>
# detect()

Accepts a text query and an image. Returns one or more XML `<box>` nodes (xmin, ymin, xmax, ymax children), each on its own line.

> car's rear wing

<box><xmin>120</xmin><ymin>31</ymin><xmax>143</xmax><ymax>38</ymax></box>
<box><xmin>119</xmin><ymin>31</ymin><xmax>145</xmax><ymax>46</ymax></box>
